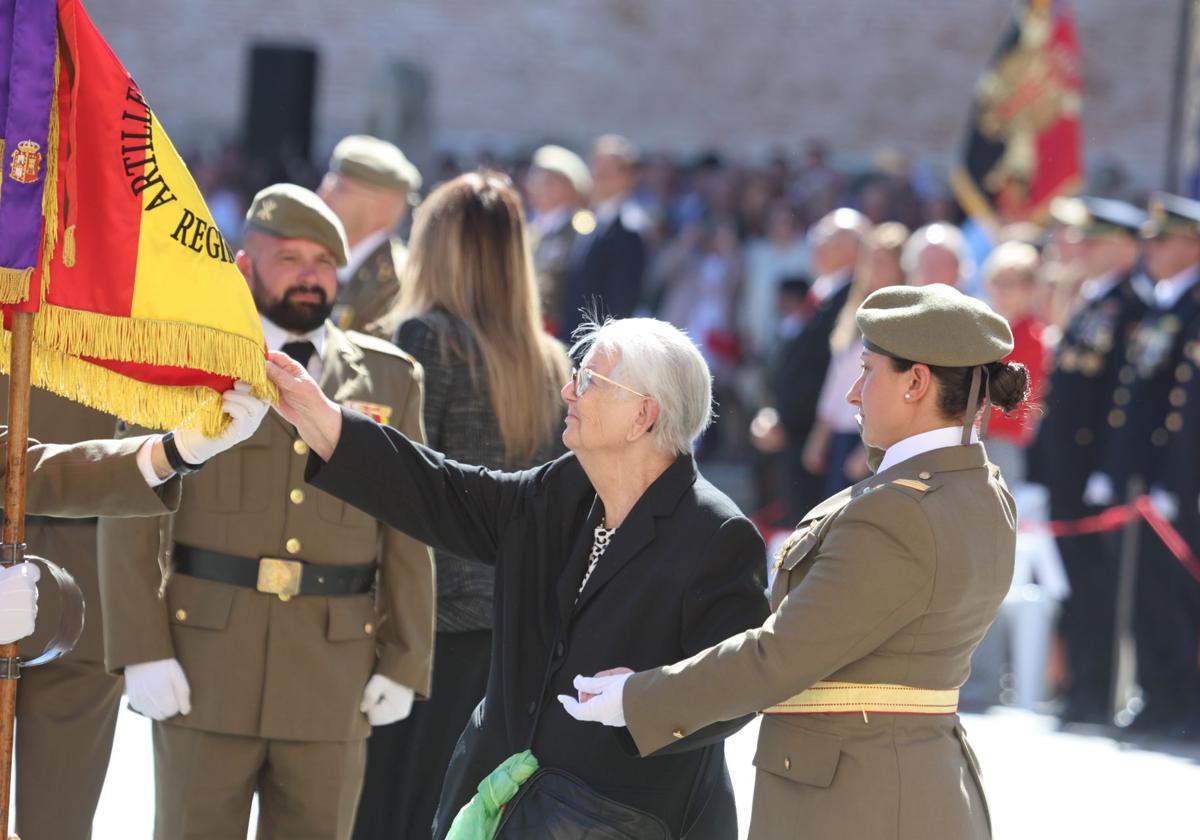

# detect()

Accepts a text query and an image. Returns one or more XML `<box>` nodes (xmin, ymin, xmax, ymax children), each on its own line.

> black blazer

<box><xmin>559</xmin><ymin>203</ymin><xmax>648</xmax><ymax>340</ymax></box>
<box><xmin>307</xmin><ymin>410</ymin><xmax>769</xmax><ymax>839</ymax></box>
<box><xmin>771</xmin><ymin>279</ymin><xmax>853</xmax><ymax>444</ymax></box>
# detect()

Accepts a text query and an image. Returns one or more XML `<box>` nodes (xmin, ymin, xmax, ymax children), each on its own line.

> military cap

<box><xmin>1142</xmin><ymin>191</ymin><xmax>1200</xmax><ymax>239</ymax></box>
<box><xmin>857</xmin><ymin>283</ymin><xmax>1014</xmax><ymax>367</ymax></box>
<box><xmin>329</xmin><ymin>135</ymin><xmax>422</xmax><ymax>194</ymax></box>
<box><xmin>532</xmin><ymin>144</ymin><xmax>592</xmax><ymax>197</ymax></box>
<box><xmin>1050</xmin><ymin>196</ymin><xmax>1146</xmax><ymax>238</ymax></box>
<box><xmin>245</xmin><ymin>183</ymin><xmax>350</xmax><ymax>267</ymax></box>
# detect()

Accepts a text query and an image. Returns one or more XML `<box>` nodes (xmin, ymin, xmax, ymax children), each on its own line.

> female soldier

<box><xmin>565</xmin><ymin>283</ymin><xmax>1028</xmax><ymax>839</ymax></box>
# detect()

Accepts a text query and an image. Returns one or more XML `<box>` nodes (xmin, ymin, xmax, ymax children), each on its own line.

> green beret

<box><xmin>245</xmin><ymin>183</ymin><xmax>349</xmax><ymax>267</ymax></box>
<box><xmin>856</xmin><ymin>283</ymin><xmax>1014</xmax><ymax>367</ymax></box>
<box><xmin>532</xmin><ymin>144</ymin><xmax>592</xmax><ymax>197</ymax></box>
<box><xmin>329</xmin><ymin>135</ymin><xmax>422</xmax><ymax>194</ymax></box>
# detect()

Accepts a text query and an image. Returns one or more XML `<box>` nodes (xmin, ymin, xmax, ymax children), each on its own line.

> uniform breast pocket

<box><xmin>198</xmin><ymin>424</ymin><xmax>274</xmax><ymax>514</ymax></box>
<box><xmin>315</xmin><ymin>490</ymin><xmax>377</xmax><ymax>528</ymax></box>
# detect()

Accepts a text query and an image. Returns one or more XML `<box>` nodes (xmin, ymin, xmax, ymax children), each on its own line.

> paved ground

<box><xmin>66</xmin><ymin>704</ymin><xmax>1200</xmax><ymax>838</ymax></box>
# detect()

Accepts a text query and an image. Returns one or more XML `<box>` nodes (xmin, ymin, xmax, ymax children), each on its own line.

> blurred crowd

<box><xmin>189</xmin><ymin>134</ymin><xmax>1200</xmax><ymax>742</ymax></box>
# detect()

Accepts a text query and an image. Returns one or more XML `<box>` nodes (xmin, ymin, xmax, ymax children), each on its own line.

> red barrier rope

<box><xmin>754</xmin><ymin>495</ymin><xmax>1200</xmax><ymax>586</ymax></box>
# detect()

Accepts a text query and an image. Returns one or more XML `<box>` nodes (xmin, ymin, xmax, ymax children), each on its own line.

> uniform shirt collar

<box><xmin>811</xmin><ymin>269</ymin><xmax>853</xmax><ymax>302</ymax></box>
<box><xmin>261</xmin><ymin>316</ymin><xmax>327</xmax><ymax>379</ymax></box>
<box><xmin>594</xmin><ymin>197</ymin><xmax>624</xmax><ymax>228</ymax></box>
<box><xmin>337</xmin><ymin>229</ymin><xmax>391</xmax><ymax>284</ymax></box>
<box><xmin>877</xmin><ymin>425</ymin><xmax>978</xmax><ymax>474</ymax></box>
<box><xmin>1080</xmin><ymin>271</ymin><xmax>1121</xmax><ymax>303</ymax></box>
<box><xmin>532</xmin><ymin>207</ymin><xmax>572</xmax><ymax>236</ymax></box>
<box><xmin>1154</xmin><ymin>264</ymin><xmax>1200</xmax><ymax>310</ymax></box>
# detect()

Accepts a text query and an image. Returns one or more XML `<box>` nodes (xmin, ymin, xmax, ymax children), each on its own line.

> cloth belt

<box><xmin>764</xmin><ymin>681</ymin><xmax>959</xmax><ymax>715</ymax></box>
<box><xmin>173</xmin><ymin>545</ymin><xmax>375</xmax><ymax>598</ymax></box>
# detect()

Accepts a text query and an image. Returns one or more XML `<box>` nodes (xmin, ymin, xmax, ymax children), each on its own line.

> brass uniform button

<box><xmin>286</xmin><ymin>538</ymin><xmax>302</xmax><ymax>554</ymax></box>
<box><xmin>175</xmin><ymin>609</ymin><xmax>187</xmax><ymax>622</ymax></box>
<box><xmin>1166</xmin><ymin>412</ymin><xmax>1184</xmax><ymax>432</ymax></box>
<box><xmin>1108</xmin><ymin>409</ymin><xmax>1125</xmax><ymax>428</ymax></box>
<box><xmin>1118</xmin><ymin>366</ymin><xmax>1135</xmax><ymax>385</ymax></box>
<box><xmin>1177</xmin><ymin>363</ymin><xmax>1193</xmax><ymax>382</ymax></box>
<box><xmin>1170</xmin><ymin>387</ymin><xmax>1187</xmax><ymax>407</ymax></box>
<box><xmin>918</xmin><ymin>471</ymin><xmax>932</xmax><ymax>480</ymax></box>
<box><xmin>364</xmin><ymin>623</ymin><xmax>374</xmax><ymax>635</ymax></box>
<box><xmin>1152</xmin><ymin>428</ymin><xmax>1169</xmax><ymax>446</ymax></box>
<box><xmin>278</xmin><ymin>593</ymin><xmax>291</xmax><ymax>603</ymax></box>
<box><xmin>293</xmin><ymin>439</ymin><xmax>309</xmax><ymax>456</ymax></box>
<box><xmin>289</xmin><ymin>488</ymin><xmax>305</xmax><ymax>505</ymax></box>
<box><xmin>671</xmin><ymin>728</ymin><xmax>685</xmax><ymax>740</ymax></box>
<box><xmin>784</xmin><ymin>757</ymin><xmax>792</xmax><ymax>770</ymax></box>
<box><xmin>1074</xmin><ymin>428</ymin><xmax>1094</xmax><ymax>446</ymax></box>
<box><xmin>1113</xmin><ymin>387</ymin><xmax>1130</xmax><ymax>406</ymax></box>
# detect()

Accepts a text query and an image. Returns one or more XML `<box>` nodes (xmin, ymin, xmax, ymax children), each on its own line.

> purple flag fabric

<box><xmin>0</xmin><ymin>0</ymin><xmax>57</xmax><ymax>286</ymax></box>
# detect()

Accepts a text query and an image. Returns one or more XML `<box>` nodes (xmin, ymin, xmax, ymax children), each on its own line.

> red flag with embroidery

<box><xmin>0</xmin><ymin>0</ymin><xmax>271</xmax><ymax>435</ymax></box>
<box><xmin>951</xmin><ymin>0</ymin><xmax>1084</xmax><ymax>228</ymax></box>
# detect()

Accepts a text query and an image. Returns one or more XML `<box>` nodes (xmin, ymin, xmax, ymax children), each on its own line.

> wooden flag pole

<box><xmin>0</xmin><ymin>311</ymin><xmax>36</xmax><ymax>840</ymax></box>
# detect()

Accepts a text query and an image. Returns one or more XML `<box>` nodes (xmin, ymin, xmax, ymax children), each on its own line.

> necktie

<box><xmin>281</xmin><ymin>340</ymin><xmax>316</xmax><ymax>370</ymax></box>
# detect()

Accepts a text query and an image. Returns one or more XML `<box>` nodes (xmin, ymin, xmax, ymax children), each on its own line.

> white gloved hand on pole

<box><xmin>359</xmin><ymin>674</ymin><xmax>415</xmax><ymax>726</ymax></box>
<box><xmin>172</xmin><ymin>381</ymin><xmax>270</xmax><ymax>465</ymax></box>
<box><xmin>1148</xmin><ymin>486</ymin><xmax>1180</xmax><ymax>522</ymax></box>
<box><xmin>1083</xmin><ymin>472</ymin><xmax>1115</xmax><ymax>507</ymax></box>
<box><xmin>125</xmin><ymin>658</ymin><xmax>192</xmax><ymax>720</ymax></box>
<box><xmin>557</xmin><ymin>672</ymin><xmax>631</xmax><ymax>727</ymax></box>
<box><xmin>0</xmin><ymin>563</ymin><xmax>40</xmax><ymax>645</ymax></box>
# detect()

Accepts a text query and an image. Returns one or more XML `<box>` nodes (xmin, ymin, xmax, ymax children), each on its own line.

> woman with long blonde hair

<box><xmin>353</xmin><ymin>171</ymin><xmax>570</xmax><ymax>840</ymax></box>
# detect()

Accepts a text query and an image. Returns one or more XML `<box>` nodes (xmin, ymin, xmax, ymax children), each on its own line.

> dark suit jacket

<box><xmin>1099</xmin><ymin>276</ymin><xmax>1200</xmax><ymax>494</ymax></box>
<box><xmin>771</xmin><ymin>278</ymin><xmax>853</xmax><ymax>516</ymax></box>
<box><xmin>307</xmin><ymin>410</ymin><xmax>769</xmax><ymax>839</ymax></box>
<box><xmin>1033</xmin><ymin>272</ymin><xmax>1148</xmax><ymax>517</ymax></box>
<box><xmin>559</xmin><ymin>202</ymin><xmax>647</xmax><ymax>340</ymax></box>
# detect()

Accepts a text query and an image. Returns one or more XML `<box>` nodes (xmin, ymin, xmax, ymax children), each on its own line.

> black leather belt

<box><xmin>173</xmin><ymin>545</ymin><xmax>375</xmax><ymax>598</ymax></box>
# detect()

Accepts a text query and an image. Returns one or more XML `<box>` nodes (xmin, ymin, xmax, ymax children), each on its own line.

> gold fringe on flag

<box><xmin>0</xmin><ymin>328</ymin><xmax>273</xmax><ymax>438</ymax></box>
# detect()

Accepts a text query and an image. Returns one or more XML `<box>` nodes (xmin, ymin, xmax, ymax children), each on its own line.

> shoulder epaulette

<box><xmin>345</xmin><ymin>330</ymin><xmax>417</xmax><ymax>365</ymax></box>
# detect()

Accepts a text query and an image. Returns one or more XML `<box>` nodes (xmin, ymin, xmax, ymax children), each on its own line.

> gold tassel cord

<box><xmin>38</xmin><ymin>44</ymin><xmax>61</xmax><ymax>304</ymax></box>
<box><xmin>0</xmin><ymin>330</ymin><xmax>239</xmax><ymax>438</ymax></box>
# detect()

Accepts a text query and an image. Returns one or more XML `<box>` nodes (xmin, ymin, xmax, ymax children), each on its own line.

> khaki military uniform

<box><xmin>332</xmin><ymin>236</ymin><xmax>407</xmax><ymax>339</ymax></box>
<box><xmin>0</xmin><ymin>385</ymin><xmax>139</xmax><ymax>840</ymax></box>
<box><xmin>98</xmin><ymin>324</ymin><xmax>434</xmax><ymax>840</ymax></box>
<box><xmin>623</xmin><ymin>443</ymin><xmax>1014</xmax><ymax>839</ymax></box>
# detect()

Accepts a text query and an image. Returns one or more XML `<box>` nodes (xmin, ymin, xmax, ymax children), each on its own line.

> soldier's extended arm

<box><xmin>620</xmin><ymin>487</ymin><xmax>936</xmax><ymax>756</ymax></box>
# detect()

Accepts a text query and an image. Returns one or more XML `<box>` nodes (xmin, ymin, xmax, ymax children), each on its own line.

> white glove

<box><xmin>0</xmin><ymin>563</ymin><xmax>40</xmax><ymax>645</ymax></box>
<box><xmin>1083</xmin><ymin>472</ymin><xmax>1114</xmax><ymax>507</ymax></box>
<box><xmin>1149</xmin><ymin>486</ymin><xmax>1179</xmax><ymax>522</ymax></box>
<box><xmin>173</xmin><ymin>381</ymin><xmax>270</xmax><ymax>464</ymax></box>
<box><xmin>557</xmin><ymin>672</ymin><xmax>631</xmax><ymax>727</ymax></box>
<box><xmin>125</xmin><ymin>658</ymin><xmax>192</xmax><ymax>720</ymax></box>
<box><xmin>360</xmin><ymin>674</ymin><xmax>414</xmax><ymax>726</ymax></box>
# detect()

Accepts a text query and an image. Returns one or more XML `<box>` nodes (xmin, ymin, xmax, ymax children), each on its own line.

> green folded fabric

<box><xmin>444</xmin><ymin>750</ymin><xmax>540</xmax><ymax>840</ymax></box>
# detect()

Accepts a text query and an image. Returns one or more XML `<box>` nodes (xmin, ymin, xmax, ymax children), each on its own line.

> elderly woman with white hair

<box><xmin>267</xmin><ymin>317</ymin><xmax>769</xmax><ymax>839</ymax></box>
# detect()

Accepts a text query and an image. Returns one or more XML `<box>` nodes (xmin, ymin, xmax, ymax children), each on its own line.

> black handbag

<box><xmin>493</xmin><ymin>766</ymin><xmax>671</xmax><ymax>840</ymax></box>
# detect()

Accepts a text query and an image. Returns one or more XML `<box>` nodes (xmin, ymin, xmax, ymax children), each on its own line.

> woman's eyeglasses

<box><xmin>570</xmin><ymin>367</ymin><xmax>649</xmax><ymax>399</ymax></box>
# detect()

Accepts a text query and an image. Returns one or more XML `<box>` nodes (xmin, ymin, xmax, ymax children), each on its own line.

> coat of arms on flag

<box><xmin>0</xmin><ymin>0</ymin><xmax>274</xmax><ymax>436</ymax></box>
<box><xmin>952</xmin><ymin>0</ymin><xmax>1084</xmax><ymax>228</ymax></box>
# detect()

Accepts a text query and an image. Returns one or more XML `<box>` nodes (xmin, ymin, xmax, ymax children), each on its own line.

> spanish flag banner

<box><xmin>951</xmin><ymin>0</ymin><xmax>1083</xmax><ymax>229</ymax></box>
<box><xmin>0</xmin><ymin>0</ymin><xmax>272</xmax><ymax>435</ymax></box>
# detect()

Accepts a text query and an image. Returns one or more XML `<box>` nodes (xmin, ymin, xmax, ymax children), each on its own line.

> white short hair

<box><xmin>982</xmin><ymin>240</ymin><xmax>1040</xmax><ymax>283</ymax></box>
<box><xmin>570</xmin><ymin>317</ymin><xmax>713</xmax><ymax>455</ymax></box>
<box><xmin>901</xmin><ymin>223</ymin><xmax>975</xmax><ymax>281</ymax></box>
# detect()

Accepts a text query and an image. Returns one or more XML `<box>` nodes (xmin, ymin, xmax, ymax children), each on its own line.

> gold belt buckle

<box><xmin>257</xmin><ymin>557</ymin><xmax>302</xmax><ymax>601</ymax></box>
